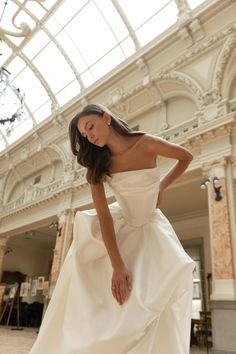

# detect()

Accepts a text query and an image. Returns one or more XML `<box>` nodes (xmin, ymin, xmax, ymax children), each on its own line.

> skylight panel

<box><xmin>188</xmin><ymin>0</ymin><xmax>207</xmax><ymax>9</ymax></box>
<box><xmin>6</xmin><ymin>57</ymin><xmax>26</xmax><ymax>81</ymax></box>
<box><xmin>50</xmin><ymin>0</ymin><xmax>89</xmax><ymax>28</ymax></box>
<box><xmin>0</xmin><ymin>103</ymin><xmax>29</xmax><ymax>140</ymax></box>
<box><xmin>0</xmin><ymin>86</ymin><xmax>20</xmax><ymax>123</ymax></box>
<box><xmin>11</xmin><ymin>66</ymin><xmax>50</xmax><ymax>113</ymax></box>
<box><xmin>0</xmin><ymin>1</ymin><xmax>20</xmax><ymax>32</ymax></box>
<box><xmin>80</xmin><ymin>70</ymin><xmax>95</xmax><ymax>88</ymax></box>
<box><xmin>0</xmin><ymin>138</ymin><xmax>6</xmax><ymax>152</ymax></box>
<box><xmin>90</xmin><ymin>46</ymin><xmax>125</xmax><ymax>81</ymax></box>
<box><xmin>120</xmin><ymin>37</ymin><xmax>136</xmax><ymax>58</ymax></box>
<box><xmin>33</xmin><ymin>41</ymin><xmax>76</xmax><ymax>93</ymax></box>
<box><xmin>22</xmin><ymin>31</ymin><xmax>51</xmax><ymax>60</ymax></box>
<box><xmin>33</xmin><ymin>101</ymin><xmax>52</xmax><ymax>124</ymax></box>
<box><xmin>55</xmin><ymin>79</ymin><xmax>81</xmax><ymax>106</ymax></box>
<box><xmin>136</xmin><ymin>1</ymin><xmax>178</xmax><ymax>46</ymax></box>
<box><xmin>25</xmin><ymin>1</ymin><xmax>47</xmax><ymax>19</ymax></box>
<box><xmin>40</xmin><ymin>0</ymin><xmax>58</xmax><ymax>10</ymax></box>
<box><xmin>0</xmin><ymin>41</ymin><xmax>12</xmax><ymax>67</ymax></box>
<box><xmin>6</xmin><ymin>116</ymin><xmax>33</xmax><ymax>145</ymax></box>
<box><xmin>64</xmin><ymin>1</ymin><xmax>118</xmax><ymax>67</ymax></box>
<box><xmin>45</xmin><ymin>16</ymin><xmax>63</xmax><ymax>36</ymax></box>
<box><xmin>117</xmin><ymin>0</ymin><xmax>170</xmax><ymax>30</ymax></box>
<box><xmin>94</xmin><ymin>0</ymin><xmax>129</xmax><ymax>42</ymax></box>
<box><xmin>55</xmin><ymin>30</ymin><xmax>88</xmax><ymax>74</ymax></box>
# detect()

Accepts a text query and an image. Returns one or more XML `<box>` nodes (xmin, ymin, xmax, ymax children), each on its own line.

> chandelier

<box><xmin>0</xmin><ymin>65</ymin><xmax>25</xmax><ymax>125</ymax></box>
<box><xmin>0</xmin><ymin>0</ymin><xmax>25</xmax><ymax>126</ymax></box>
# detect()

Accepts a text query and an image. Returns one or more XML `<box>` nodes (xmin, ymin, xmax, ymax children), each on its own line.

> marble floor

<box><xmin>0</xmin><ymin>325</ymin><xmax>211</xmax><ymax>354</ymax></box>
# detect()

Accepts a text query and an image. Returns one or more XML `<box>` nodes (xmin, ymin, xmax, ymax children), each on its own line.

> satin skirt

<box><xmin>29</xmin><ymin>205</ymin><xmax>195</xmax><ymax>354</ymax></box>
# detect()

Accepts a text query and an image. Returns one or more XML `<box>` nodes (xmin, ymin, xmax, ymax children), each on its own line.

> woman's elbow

<box><xmin>184</xmin><ymin>153</ymin><xmax>194</xmax><ymax>166</ymax></box>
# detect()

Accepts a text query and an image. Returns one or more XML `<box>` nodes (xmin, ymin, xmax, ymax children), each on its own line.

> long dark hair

<box><xmin>69</xmin><ymin>103</ymin><xmax>144</xmax><ymax>184</ymax></box>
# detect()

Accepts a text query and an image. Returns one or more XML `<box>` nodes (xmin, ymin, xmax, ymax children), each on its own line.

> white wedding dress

<box><xmin>29</xmin><ymin>165</ymin><xmax>196</xmax><ymax>354</ymax></box>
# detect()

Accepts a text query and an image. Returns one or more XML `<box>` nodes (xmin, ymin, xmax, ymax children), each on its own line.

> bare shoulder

<box><xmin>139</xmin><ymin>133</ymin><xmax>165</xmax><ymax>153</ymax></box>
<box><xmin>141</xmin><ymin>133</ymin><xmax>193</xmax><ymax>161</ymax></box>
<box><xmin>141</xmin><ymin>133</ymin><xmax>162</xmax><ymax>145</ymax></box>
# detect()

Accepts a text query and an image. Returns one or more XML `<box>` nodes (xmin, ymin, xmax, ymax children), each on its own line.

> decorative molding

<box><xmin>0</xmin><ymin>22</ymin><xmax>31</xmax><ymax>38</ymax></box>
<box><xmin>213</xmin><ymin>32</ymin><xmax>236</xmax><ymax>92</ymax></box>
<box><xmin>135</xmin><ymin>57</ymin><xmax>151</xmax><ymax>86</ymax></box>
<box><xmin>0</xmin><ymin>168</ymin><xmax>88</xmax><ymax>219</ymax></box>
<box><xmin>160</xmin><ymin>22</ymin><xmax>236</xmax><ymax>74</ymax></box>
<box><xmin>154</xmin><ymin>70</ymin><xmax>204</xmax><ymax>106</ymax></box>
<box><xmin>1</xmin><ymin>109</ymin><xmax>235</xmax><ymax>220</ymax></box>
<box><xmin>200</xmin><ymin>157</ymin><xmax>228</xmax><ymax>176</ymax></box>
<box><xmin>210</xmin><ymin>279</ymin><xmax>236</xmax><ymax>301</ymax></box>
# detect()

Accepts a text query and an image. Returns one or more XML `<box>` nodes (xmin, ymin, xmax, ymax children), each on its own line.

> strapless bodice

<box><xmin>106</xmin><ymin>166</ymin><xmax>160</xmax><ymax>227</ymax></box>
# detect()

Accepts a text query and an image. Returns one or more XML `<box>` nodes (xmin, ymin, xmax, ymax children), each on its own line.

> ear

<box><xmin>103</xmin><ymin>112</ymin><xmax>111</xmax><ymax>125</ymax></box>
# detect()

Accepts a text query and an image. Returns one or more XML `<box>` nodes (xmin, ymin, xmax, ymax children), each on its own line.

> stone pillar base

<box><xmin>210</xmin><ymin>300</ymin><xmax>236</xmax><ymax>354</ymax></box>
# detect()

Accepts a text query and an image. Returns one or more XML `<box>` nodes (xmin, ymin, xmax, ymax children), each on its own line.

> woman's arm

<box><xmin>90</xmin><ymin>182</ymin><xmax>132</xmax><ymax>305</ymax></box>
<box><xmin>145</xmin><ymin>135</ymin><xmax>193</xmax><ymax>207</ymax></box>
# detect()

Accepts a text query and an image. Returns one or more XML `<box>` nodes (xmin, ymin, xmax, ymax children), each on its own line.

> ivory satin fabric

<box><xmin>29</xmin><ymin>166</ymin><xmax>196</xmax><ymax>354</ymax></box>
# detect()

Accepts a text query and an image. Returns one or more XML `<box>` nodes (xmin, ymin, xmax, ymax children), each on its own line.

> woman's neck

<box><xmin>107</xmin><ymin>133</ymin><xmax>145</xmax><ymax>157</ymax></box>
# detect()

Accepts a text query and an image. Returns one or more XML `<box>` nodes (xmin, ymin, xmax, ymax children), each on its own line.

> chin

<box><xmin>98</xmin><ymin>142</ymin><xmax>106</xmax><ymax>148</ymax></box>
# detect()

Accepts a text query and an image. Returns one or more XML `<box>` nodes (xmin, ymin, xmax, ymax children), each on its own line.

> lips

<box><xmin>94</xmin><ymin>139</ymin><xmax>99</xmax><ymax>145</ymax></box>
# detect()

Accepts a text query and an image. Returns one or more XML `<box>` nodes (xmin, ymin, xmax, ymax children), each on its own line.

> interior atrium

<box><xmin>0</xmin><ymin>0</ymin><xmax>236</xmax><ymax>353</ymax></box>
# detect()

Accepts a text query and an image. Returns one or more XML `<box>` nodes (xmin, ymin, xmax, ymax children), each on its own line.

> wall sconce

<box><xmin>49</xmin><ymin>221</ymin><xmax>62</xmax><ymax>236</ymax></box>
<box><xmin>200</xmin><ymin>175</ymin><xmax>223</xmax><ymax>201</ymax></box>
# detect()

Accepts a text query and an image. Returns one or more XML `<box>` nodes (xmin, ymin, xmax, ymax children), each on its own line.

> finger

<box><xmin>112</xmin><ymin>282</ymin><xmax>121</xmax><ymax>304</ymax></box>
<box><xmin>111</xmin><ymin>283</ymin><xmax>116</xmax><ymax>299</ymax></box>
<box><xmin>116</xmin><ymin>283</ymin><xmax>123</xmax><ymax>305</ymax></box>
<box><xmin>119</xmin><ymin>283</ymin><xmax>126</xmax><ymax>303</ymax></box>
<box><xmin>126</xmin><ymin>274</ymin><xmax>132</xmax><ymax>291</ymax></box>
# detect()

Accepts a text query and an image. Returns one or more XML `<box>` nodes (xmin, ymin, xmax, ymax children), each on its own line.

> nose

<box><xmin>88</xmin><ymin>133</ymin><xmax>95</xmax><ymax>143</ymax></box>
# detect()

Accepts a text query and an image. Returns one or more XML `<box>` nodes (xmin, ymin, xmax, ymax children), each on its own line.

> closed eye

<box><xmin>79</xmin><ymin>121</ymin><xmax>94</xmax><ymax>138</ymax></box>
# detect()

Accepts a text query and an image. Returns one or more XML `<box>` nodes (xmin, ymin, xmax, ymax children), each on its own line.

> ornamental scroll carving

<box><xmin>213</xmin><ymin>33</ymin><xmax>236</xmax><ymax>92</ymax></box>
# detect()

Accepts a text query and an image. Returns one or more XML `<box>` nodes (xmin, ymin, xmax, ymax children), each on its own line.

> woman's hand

<box><xmin>111</xmin><ymin>264</ymin><xmax>132</xmax><ymax>305</ymax></box>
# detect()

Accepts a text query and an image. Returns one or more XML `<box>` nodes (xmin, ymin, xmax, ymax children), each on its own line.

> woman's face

<box><xmin>77</xmin><ymin>113</ymin><xmax>111</xmax><ymax>147</ymax></box>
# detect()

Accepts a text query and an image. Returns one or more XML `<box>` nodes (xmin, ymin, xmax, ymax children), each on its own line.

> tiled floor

<box><xmin>0</xmin><ymin>325</ymin><xmax>211</xmax><ymax>354</ymax></box>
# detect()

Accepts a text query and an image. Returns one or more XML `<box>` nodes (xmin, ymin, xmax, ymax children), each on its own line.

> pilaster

<box><xmin>0</xmin><ymin>237</ymin><xmax>8</xmax><ymax>282</ymax></box>
<box><xmin>49</xmin><ymin>210</ymin><xmax>68</xmax><ymax>291</ymax></box>
<box><xmin>201</xmin><ymin>158</ymin><xmax>236</xmax><ymax>353</ymax></box>
<box><xmin>48</xmin><ymin>209</ymin><xmax>75</xmax><ymax>297</ymax></box>
<box><xmin>202</xmin><ymin>159</ymin><xmax>235</xmax><ymax>300</ymax></box>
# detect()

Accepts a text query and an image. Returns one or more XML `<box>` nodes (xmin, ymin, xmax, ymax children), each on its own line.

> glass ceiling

<box><xmin>0</xmin><ymin>0</ymin><xmax>207</xmax><ymax>152</ymax></box>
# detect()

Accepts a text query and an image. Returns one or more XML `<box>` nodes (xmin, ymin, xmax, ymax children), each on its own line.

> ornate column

<box><xmin>202</xmin><ymin>158</ymin><xmax>236</xmax><ymax>354</ymax></box>
<box><xmin>49</xmin><ymin>210</ymin><xmax>68</xmax><ymax>294</ymax></box>
<box><xmin>48</xmin><ymin>209</ymin><xmax>75</xmax><ymax>297</ymax></box>
<box><xmin>0</xmin><ymin>237</ymin><xmax>8</xmax><ymax>282</ymax></box>
<box><xmin>60</xmin><ymin>209</ymin><xmax>76</xmax><ymax>267</ymax></box>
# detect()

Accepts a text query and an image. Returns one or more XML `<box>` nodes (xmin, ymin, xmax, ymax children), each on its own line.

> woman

<box><xmin>29</xmin><ymin>104</ymin><xmax>195</xmax><ymax>354</ymax></box>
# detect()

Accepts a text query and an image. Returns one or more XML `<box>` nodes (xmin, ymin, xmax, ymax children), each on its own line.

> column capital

<box><xmin>200</xmin><ymin>157</ymin><xmax>227</xmax><ymax>177</ymax></box>
<box><xmin>57</xmin><ymin>209</ymin><xmax>69</xmax><ymax>224</ymax></box>
<box><xmin>57</xmin><ymin>208</ymin><xmax>76</xmax><ymax>224</ymax></box>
